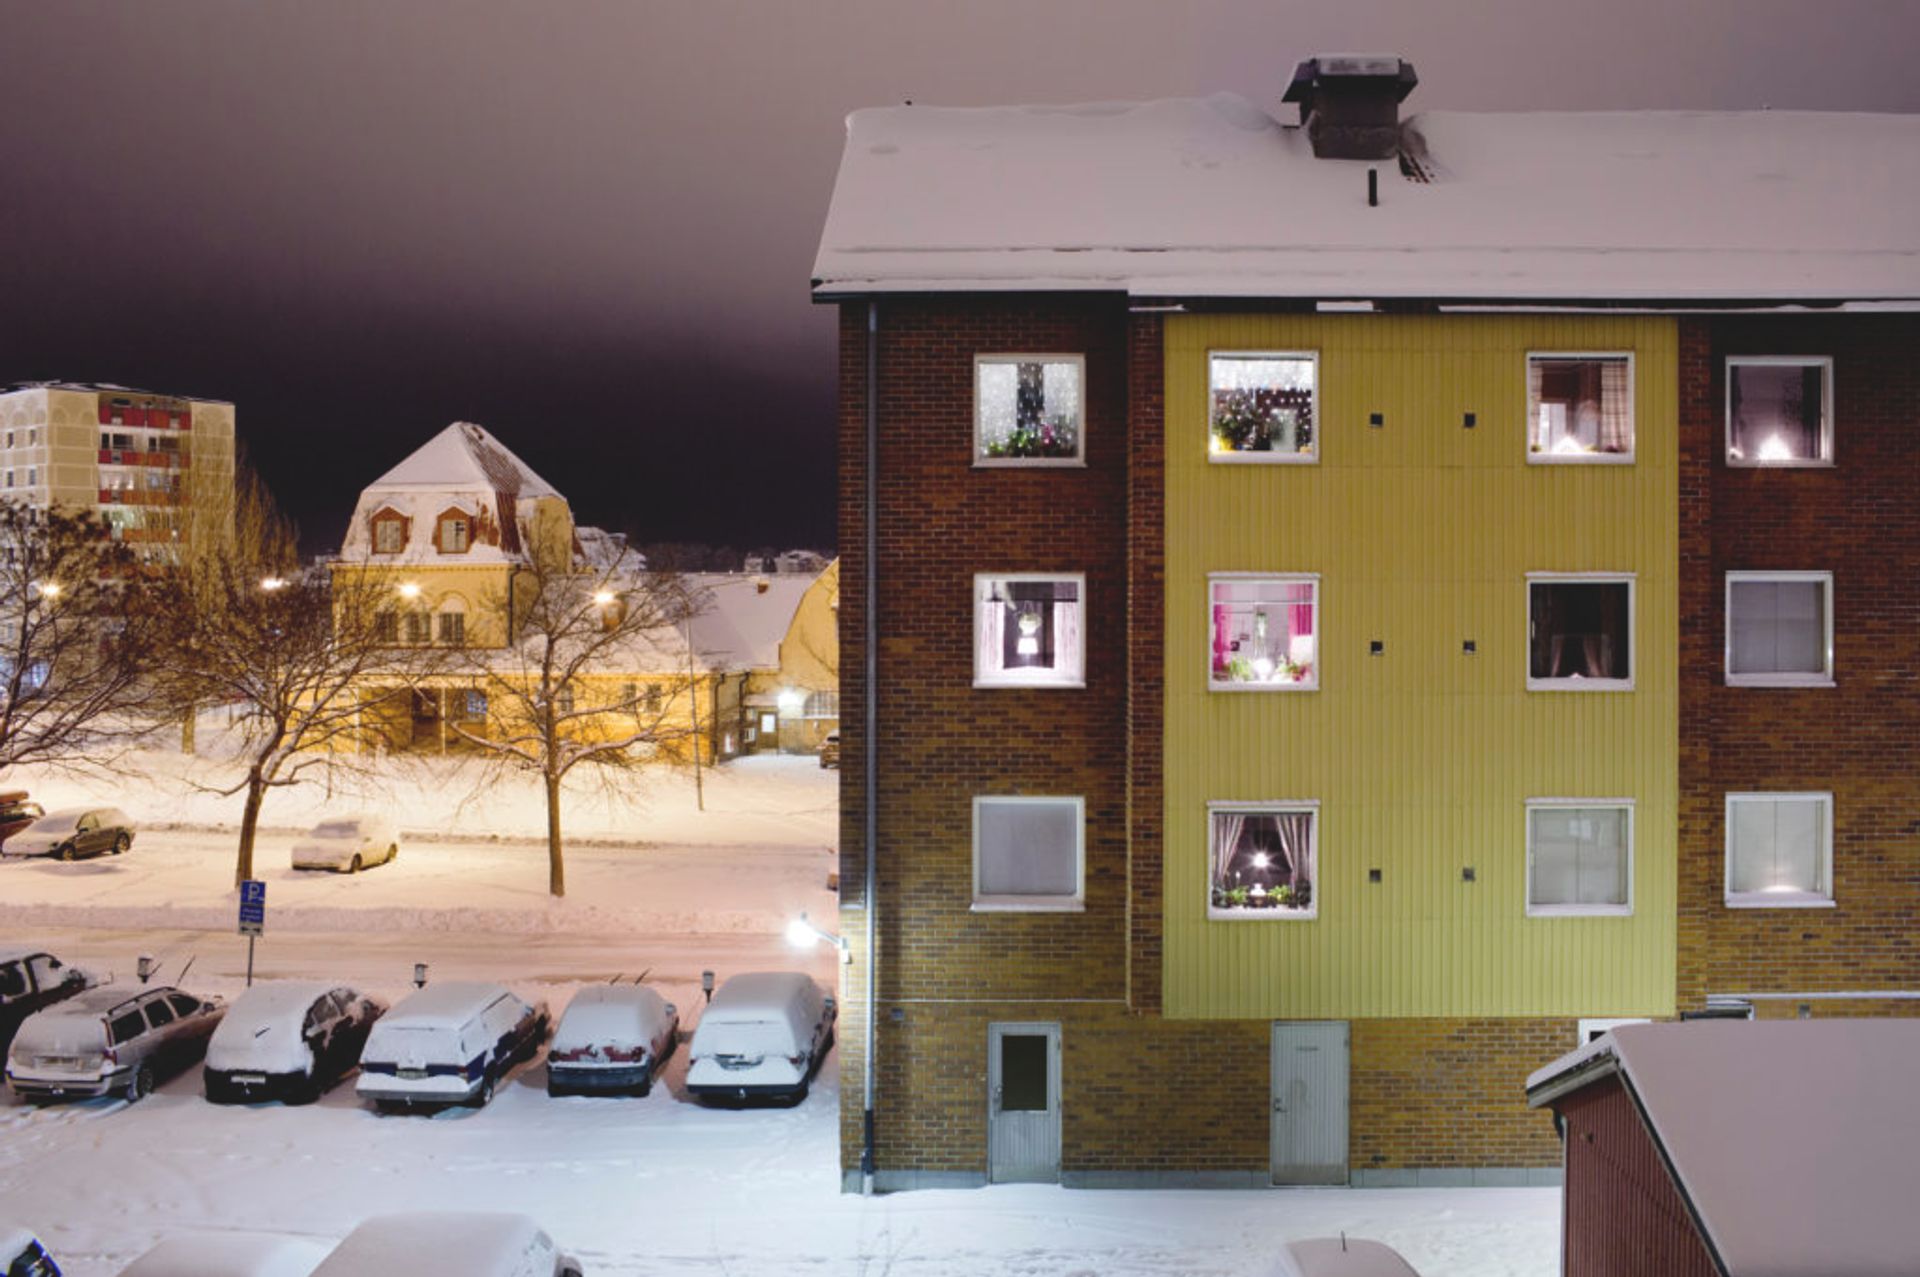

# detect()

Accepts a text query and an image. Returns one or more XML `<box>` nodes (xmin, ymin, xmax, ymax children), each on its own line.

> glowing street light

<box><xmin>785</xmin><ymin>911</ymin><xmax>850</xmax><ymax>963</ymax></box>
<box><xmin>592</xmin><ymin>589</ymin><xmax>617</xmax><ymax>607</ymax></box>
<box><xmin>260</xmin><ymin>576</ymin><xmax>288</xmax><ymax>591</ymax></box>
<box><xmin>32</xmin><ymin>581</ymin><xmax>61</xmax><ymax>600</ymax></box>
<box><xmin>397</xmin><ymin>582</ymin><xmax>422</xmax><ymax>600</ymax></box>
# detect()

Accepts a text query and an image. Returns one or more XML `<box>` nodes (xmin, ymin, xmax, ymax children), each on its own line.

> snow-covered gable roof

<box><xmin>685</xmin><ymin>572</ymin><xmax>817</xmax><ymax>673</ymax></box>
<box><xmin>1527</xmin><ymin>1020</ymin><xmax>1920</xmax><ymax>1276</ymax></box>
<box><xmin>340</xmin><ymin>422</ymin><xmax>571</xmax><ymax>566</ymax></box>
<box><xmin>815</xmin><ymin>95</ymin><xmax>1920</xmax><ymax>304</ymax></box>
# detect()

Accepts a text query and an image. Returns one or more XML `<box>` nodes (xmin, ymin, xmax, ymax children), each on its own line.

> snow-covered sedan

<box><xmin>685</xmin><ymin>971</ymin><xmax>835</xmax><ymax>1106</ymax></box>
<box><xmin>204</xmin><ymin>981</ymin><xmax>386</xmax><ymax>1104</ymax></box>
<box><xmin>2</xmin><ymin>807</ymin><xmax>134</xmax><ymax>861</ymax></box>
<box><xmin>546</xmin><ymin>983</ymin><xmax>678</xmax><ymax>1097</ymax></box>
<box><xmin>115</xmin><ymin>1233</ymin><xmax>331</xmax><ymax>1277</ymax></box>
<box><xmin>290</xmin><ymin>815</ymin><xmax>399</xmax><ymax>874</ymax></box>
<box><xmin>1265</xmin><ymin>1238</ymin><xmax>1424</xmax><ymax>1277</ymax></box>
<box><xmin>309</xmin><ymin>1213</ymin><xmax>581</xmax><ymax>1277</ymax></box>
<box><xmin>0</xmin><ymin>1223</ymin><xmax>60</xmax><ymax>1277</ymax></box>
<box><xmin>6</xmin><ymin>984</ymin><xmax>225</xmax><ymax>1103</ymax></box>
<box><xmin>356</xmin><ymin>982</ymin><xmax>548</xmax><ymax>1111</ymax></box>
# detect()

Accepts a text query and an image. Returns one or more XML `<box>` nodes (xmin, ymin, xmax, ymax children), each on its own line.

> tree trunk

<box><xmin>545</xmin><ymin>771</ymin><xmax>565</xmax><ymax>897</ymax></box>
<box><xmin>181</xmin><ymin>702</ymin><xmax>197</xmax><ymax>755</ymax></box>
<box><xmin>236</xmin><ymin>774</ymin><xmax>265</xmax><ymax>887</ymax></box>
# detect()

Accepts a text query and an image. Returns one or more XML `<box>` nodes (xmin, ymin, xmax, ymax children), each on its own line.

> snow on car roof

<box><xmin>311</xmin><ymin>1211</ymin><xmax>557</xmax><ymax>1277</ymax></box>
<box><xmin>815</xmin><ymin>94</ymin><xmax>1920</xmax><ymax>303</ymax></box>
<box><xmin>704</xmin><ymin>972</ymin><xmax>819</xmax><ymax>1022</ymax></box>
<box><xmin>49</xmin><ymin>984</ymin><xmax>165</xmax><ymax>1015</ymax></box>
<box><xmin>385</xmin><ymin>982</ymin><xmax>515</xmax><ymax>1027</ymax></box>
<box><xmin>0</xmin><ymin>946</ymin><xmax>49</xmax><ymax>966</ymax></box>
<box><xmin>1527</xmin><ymin>1019</ymin><xmax>1920</xmax><ymax>1276</ymax></box>
<box><xmin>219</xmin><ymin>981</ymin><xmax>338</xmax><ymax>1028</ymax></box>
<box><xmin>119</xmin><ymin>1231</ymin><xmax>333</xmax><ymax>1277</ymax></box>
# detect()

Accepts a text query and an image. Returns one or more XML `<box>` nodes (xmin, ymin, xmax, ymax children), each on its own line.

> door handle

<box><xmin>1272</xmin><ymin>1098</ymin><xmax>1286</xmax><ymax>1113</ymax></box>
<box><xmin>992</xmin><ymin>1085</ymin><xmax>1002</xmax><ymax>1112</ymax></box>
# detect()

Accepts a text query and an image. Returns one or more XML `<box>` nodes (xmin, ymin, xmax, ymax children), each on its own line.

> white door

<box><xmin>988</xmin><ymin>1022</ymin><xmax>1061</xmax><ymax>1183</ymax></box>
<box><xmin>1271</xmin><ymin>1020</ymin><xmax>1349</xmax><ymax>1185</ymax></box>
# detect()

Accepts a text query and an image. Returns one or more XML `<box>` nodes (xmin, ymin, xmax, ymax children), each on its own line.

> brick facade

<box><xmin>1676</xmin><ymin>315</ymin><xmax>1920</xmax><ymax>1015</ymax></box>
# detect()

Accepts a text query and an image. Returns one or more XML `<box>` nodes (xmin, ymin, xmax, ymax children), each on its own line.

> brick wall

<box><xmin>1350</xmin><ymin>1019</ymin><xmax>1568</xmax><ymax>1170</ymax></box>
<box><xmin>1125</xmin><ymin>312</ymin><xmax>1166</xmax><ymax>1012</ymax></box>
<box><xmin>1677</xmin><ymin>315</ymin><xmax>1920</xmax><ymax>1012</ymax></box>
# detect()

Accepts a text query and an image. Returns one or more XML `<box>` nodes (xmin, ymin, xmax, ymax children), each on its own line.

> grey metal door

<box><xmin>988</xmin><ymin>1022</ymin><xmax>1061</xmax><ymax>1183</ymax></box>
<box><xmin>1271</xmin><ymin>1020</ymin><xmax>1349</xmax><ymax>1185</ymax></box>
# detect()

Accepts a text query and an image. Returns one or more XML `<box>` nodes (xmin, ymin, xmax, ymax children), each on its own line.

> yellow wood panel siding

<box><xmin>1162</xmin><ymin>314</ymin><xmax>1677</xmax><ymax>1019</ymax></box>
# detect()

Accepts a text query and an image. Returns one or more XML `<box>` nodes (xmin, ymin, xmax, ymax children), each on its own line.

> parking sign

<box><xmin>238</xmin><ymin>879</ymin><xmax>266</xmax><ymax>936</ymax></box>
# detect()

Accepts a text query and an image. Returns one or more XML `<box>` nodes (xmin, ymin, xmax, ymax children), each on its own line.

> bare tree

<box><xmin>0</xmin><ymin>502</ymin><xmax>165</xmax><ymax>773</ymax></box>
<box><xmin>450</xmin><ymin>534</ymin><xmax>698</xmax><ymax>897</ymax></box>
<box><xmin>150</xmin><ymin>476</ymin><xmax>440</xmax><ymax>885</ymax></box>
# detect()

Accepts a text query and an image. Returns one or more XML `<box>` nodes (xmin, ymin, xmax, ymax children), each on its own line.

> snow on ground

<box><xmin>0</xmin><ymin>735</ymin><xmax>1558</xmax><ymax>1277</ymax></box>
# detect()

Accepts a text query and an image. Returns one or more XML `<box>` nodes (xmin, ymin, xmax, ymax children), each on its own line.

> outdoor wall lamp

<box><xmin>413</xmin><ymin>962</ymin><xmax>429</xmax><ymax>989</ymax></box>
<box><xmin>786</xmin><ymin>912</ymin><xmax>852</xmax><ymax>963</ymax></box>
<box><xmin>398</xmin><ymin>582</ymin><xmax>421</xmax><ymax>599</ymax></box>
<box><xmin>592</xmin><ymin>589</ymin><xmax>616</xmax><ymax>606</ymax></box>
<box><xmin>260</xmin><ymin>576</ymin><xmax>288</xmax><ymax>591</ymax></box>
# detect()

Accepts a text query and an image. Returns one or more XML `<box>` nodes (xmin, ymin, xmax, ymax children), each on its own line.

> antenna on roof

<box><xmin>1368</xmin><ymin>168</ymin><xmax>1379</xmax><ymax>207</ymax></box>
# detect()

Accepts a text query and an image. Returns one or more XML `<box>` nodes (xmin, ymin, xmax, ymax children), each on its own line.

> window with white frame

<box><xmin>1726</xmin><ymin>793</ymin><xmax>1833</xmax><ymax>907</ymax></box>
<box><xmin>973</xmin><ymin>796</ymin><xmax>1083</xmax><ymax>910</ymax></box>
<box><xmin>1528</xmin><ymin>576</ymin><xmax>1633</xmax><ymax>689</ymax></box>
<box><xmin>1727</xmin><ymin>357</ymin><xmax>1832</xmax><ymax>466</ymax></box>
<box><xmin>1209</xmin><ymin>574</ymin><xmax>1318</xmax><ymax>689</ymax></box>
<box><xmin>974</xmin><ymin>356</ymin><xmax>1083</xmax><ymax>465</ymax></box>
<box><xmin>1726</xmin><ymin>572</ymin><xmax>1832</xmax><ymax>686</ymax></box>
<box><xmin>1577</xmin><ymin>1017</ymin><xmax>1651</xmax><ymax>1045</ymax></box>
<box><xmin>1527</xmin><ymin>354</ymin><xmax>1634</xmax><ymax>461</ymax></box>
<box><xmin>1208</xmin><ymin>802</ymin><xmax>1318</xmax><ymax>919</ymax></box>
<box><xmin>1527</xmin><ymin>801</ymin><xmax>1633</xmax><ymax>915</ymax></box>
<box><xmin>975</xmin><ymin>574</ymin><xmax>1085</xmax><ymax>688</ymax></box>
<box><xmin>1209</xmin><ymin>352</ymin><xmax>1318</xmax><ymax>462</ymax></box>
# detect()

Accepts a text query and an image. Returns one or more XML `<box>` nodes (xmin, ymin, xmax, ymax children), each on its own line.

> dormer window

<box><xmin>371</xmin><ymin>510</ymin><xmax>408</xmax><ymax>555</ymax></box>
<box><xmin>436</xmin><ymin>509</ymin><xmax>473</xmax><ymax>555</ymax></box>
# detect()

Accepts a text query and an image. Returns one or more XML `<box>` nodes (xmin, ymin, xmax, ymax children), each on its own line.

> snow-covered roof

<box><xmin>311</xmin><ymin>1213</ymin><xmax>564</xmax><ymax>1277</ymax></box>
<box><xmin>340</xmin><ymin>423</ymin><xmax>571</xmax><ymax>567</ymax></box>
<box><xmin>385</xmin><ymin>981</ymin><xmax>515</xmax><ymax>1028</ymax></box>
<box><xmin>685</xmin><ymin>573</ymin><xmax>816</xmax><ymax>673</ymax></box>
<box><xmin>814</xmin><ymin>95</ymin><xmax>1920</xmax><ymax>303</ymax></box>
<box><xmin>1</xmin><ymin>381</ymin><xmax>231</xmax><ymax>403</ymax></box>
<box><xmin>704</xmin><ymin>971</ymin><xmax>821</xmax><ymax>1023</ymax></box>
<box><xmin>1527</xmin><ymin>1020</ymin><xmax>1920</xmax><ymax>1276</ymax></box>
<box><xmin>119</xmin><ymin>1232</ymin><xmax>332</xmax><ymax>1277</ymax></box>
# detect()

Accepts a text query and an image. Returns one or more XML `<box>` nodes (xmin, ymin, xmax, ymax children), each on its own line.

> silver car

<box><xmin>6</xmin><ymin>984</ymin><xmax>225</xmax><ymax>1103</ymax></box>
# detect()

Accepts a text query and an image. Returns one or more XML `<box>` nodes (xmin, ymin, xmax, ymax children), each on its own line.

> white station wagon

<box><xmin>356</xmin><ymin>982</ymin><xmax>547</xmax><ymax>1111</ymax></box>
<box><xmin>685</xmin><ymin>971</ymin><xmax>835</xmax><ymax>1106</ymax></box>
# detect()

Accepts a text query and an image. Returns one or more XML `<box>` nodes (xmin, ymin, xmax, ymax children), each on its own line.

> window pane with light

<box><xmin>1210</xmin><ymin>576</ymin><xmax>1317</xmax><ymax>689</ymax></box>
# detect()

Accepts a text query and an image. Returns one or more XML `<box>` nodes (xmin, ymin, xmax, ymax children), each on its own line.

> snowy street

<box><xmin>1</xmin><ymin>754</ymin><xmax>1557</xmax><ymax>1276</ymax></box>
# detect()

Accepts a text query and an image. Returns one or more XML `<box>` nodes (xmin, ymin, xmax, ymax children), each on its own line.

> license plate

<box><xmin>232</xmin><ymin>1074</ymin><xmax>267</xmax><ymax>1086</ymax></box>
<box><xmin>37</xmin><ymin>1056</ymin><xmax>86</xmax><ymax>1071</ymax></box>
<box><xmin>398</xmin><ymin>1068</ymin><xmax>427</xmax><ymax>1080</ymax></box>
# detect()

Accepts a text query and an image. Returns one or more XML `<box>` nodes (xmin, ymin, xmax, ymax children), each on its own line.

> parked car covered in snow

<box><xmin>6</xmin><ymin>984</ymin><xmax>225</xmax><ymax>1103</ymax></box>
<box><xmin>0</xmin><ymin>1223</ymin><xmax>60</xmax><ymax>1277</ymax></box>
<box><xmin>205</xmin><ymin>981</ymin><xmax>386</xmax><ymax>1104</ymax></box>
<box><xmin>357</xmin><ymin>982</ymin><xmax>548</xmax><ymax>1111</ymax></box>
<box><xmin>546</xmin><ymin>984</ymin><xmax>678</xmax><ymax>1097</ymax></box>
<box><xmin>309</xmin><ymin>1213</ymin><xmax>581</xmax><ymax>1277</ymax></box>
<box><xmin>115</xmin><ymin>1232</ymin><xmax>330</xmax><ymax>1277</ymax></box>
<box><xmin>0</xmin><ymin>948</ymin><xmax>93</xmax><ymax>1057</ymax></box>
<box><xmin>685</xmin><ymin>971</ymin><xmax>835</xmax><ymax>1105</ymax></box>
<box><xmin>0</xmin><ymin>792</ymin><xmax>44</xmax><ymax>846</ymax></box>
<box><xmin>290</xmin><ymin>815</ymin><xmax>399</xmax><ymax>874</ymax></box>
<box><xmin>1</xmin><ymin>807</ymin><xmax>134</xmax><ymax>861</ymax></box>
<box><xmin>1264</xmin><ymin>1238</ymin><xmax>1423</xmax><ymax>1277</ymax></box>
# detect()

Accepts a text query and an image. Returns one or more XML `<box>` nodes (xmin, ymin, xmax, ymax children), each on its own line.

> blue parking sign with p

<box><xmin>239</xmin><ymin>879</ymin><xmax>266</xmax><ymax>935</ymax></box>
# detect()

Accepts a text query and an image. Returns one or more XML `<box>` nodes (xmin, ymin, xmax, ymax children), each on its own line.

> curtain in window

<box><xmin>1732</xmin><ymin>364</ymin><xmax>1823</xmax><ymax>460</ymax></box>
<box><xmin>1730</xmin><ymin>798</ymin><xmax>1826</xmax><ymax>895</ymax></box>
<box><xmin>1210</xmin><ymin>812</ymin><xmax>1246</xmax><ymax>887</ymax></box>
<box><xmin>1599</xmin><ymin>360</ymin><xmax>1630</xmax><ymax>452</ymax></box>
<box><xmin>978</xmin><ymin>801</ymin><xmax>1078</xmax><ymax>897</ymax></box>
<box><xmin>1053</xmin><ymin>596</ymin><xmax>1083</xmax><ymax>683</ymax></box>
<box><xmin>1730</xmin><ymin>580</ymin><xmax>1825</xmax><ymax>675</ymax></box>
<box><xmin>976</xmin><ymin>585</ymin><xmax>1006</xmax><ymax>677</ymax></box>
<box><xmin>1276</xmin><ymin>812</ymin><xmax>1315</xmax><ymax>897</ymax></box>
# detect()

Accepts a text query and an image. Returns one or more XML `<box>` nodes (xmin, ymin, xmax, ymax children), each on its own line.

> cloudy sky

<box><xmin>4</xmin><ymin>0</ymin><xmax>1917</xmax><ymax>553</ymax></box>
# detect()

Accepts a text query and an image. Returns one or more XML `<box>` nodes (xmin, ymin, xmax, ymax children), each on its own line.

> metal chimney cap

<box><xmin>1282</xmin><ymin>55</ymin><xmax>1419</xmax><ymax>104</ymax></box>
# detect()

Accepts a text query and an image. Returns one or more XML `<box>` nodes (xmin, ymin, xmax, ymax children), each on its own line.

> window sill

<box><xmin>1526</xmin><ymin>678</ymin><xmax>1635</xmax><ymax>693</ymax></box>
<box><xmin>1208</xmin><ymin>452</ymin><xmax>1317</xmax><ymax>466</ymax></box>
<box><xmin>1725</xmin><ymin>675</ymin><xmax>1835</xmax><ymax>689</ymax></box>
<box><xmin>971</xmin><ymin>898</ymin><xmax>1085</xmax><ymax>913</ymax></box>
<box><xmin>1725</xmin><ymin>457</ymin><xmax>1835</xmax><ymax>470</ymax></box>
<box><xmin>974</xmin><ymin>677</ymin><xmax>1086</xmax><ymax>691</ymax></box>
<box><xmin>1209</xmin><ymin>681</ymin><xmax>1319</xmax><ymax>693</ymax></box>
<box><xmin>973</xmin><ymin>456</ymin><xmax>1086</xmax><ymax>469</ymax></box>
<box><xmin>1526</xmin><ymin>452</ymin><xmax>1636</xmax><ymax>466</ymax></box>
<box><xmin>1724</xmin><ymin>894</ymin><xmax>1836</xmax><ymax>910</ymax></box>
<box><xmin>1527</xmin><ymin>904</ymin><xmax>1633</xmax><ymax>918</ymax></box>
<box><xmin>1207</xmin><ymin>906</ymin><xmax>1317</xmax><ymax>922</ymax></box>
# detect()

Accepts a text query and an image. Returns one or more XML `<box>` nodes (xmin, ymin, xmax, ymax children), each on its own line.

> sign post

<box><xmin>238</xmin><ymin>880</ymin><xmax>266</xmax><ymax>987</ymax></box>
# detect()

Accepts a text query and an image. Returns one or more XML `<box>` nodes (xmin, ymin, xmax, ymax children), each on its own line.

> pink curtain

<box><xmin>1211</xmin><ymin>812</ymin><xmax>1246</xmax><ymax>887</ymax></box>
<box><xmin>1277</xmin><ymin>813</ymin><xmax>1314</xmax><ymax>899</ymax></box>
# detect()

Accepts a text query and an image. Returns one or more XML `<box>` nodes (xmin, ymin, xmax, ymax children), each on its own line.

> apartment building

<box><xmin>813</xmin><ymin>55</ymin><xmax>1920</xmax><ymax>1188</ymax></box>
<box><xmin>0</xmin><ymin>382</ymin><xmax>234</xmax><ymax>552</ymax></box>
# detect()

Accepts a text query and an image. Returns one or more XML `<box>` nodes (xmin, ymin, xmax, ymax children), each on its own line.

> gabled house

<box><xmin>813</xmin><ymin>51</ymin><xmax>1920</xmax><ymax>1190</ymax></box>
<box><xmin>686</xmin><ymin>560</ymin><xmax>839</xmax><ymax>755</ymax></box>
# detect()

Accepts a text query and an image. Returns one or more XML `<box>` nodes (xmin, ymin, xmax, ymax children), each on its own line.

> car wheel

<box><xmin>112</xmin><ymin>834</ymin><xmax>129</xmax><ymax>855</ymax></box>
<box><xmin>286</xmin><ymin>1076</ymin><xmax>321</xmax><ymax>1106</ymax></box>
<box><xmin>472</xmin><ymin>1074</ymin><xmax>495</xmax><ymax>1107</ymax></box>
<box><xmin>57</xmin><ymin>844</ymin><xmax>74</xmax><ymax>862</ymax></box>
<box><xmin>348</xmin><ymin>854</ymin><xmax>362</xmax><ymax>873</ymax></box>
<box><xmin>387</xmin><ymin>843</ymin><xmax>398</xmax><ymax>863</ymax></box>
<box><xmin>127</xmin><ymin>1062</ymin><xmax>155</xmax><ymax>1103</ymax></box>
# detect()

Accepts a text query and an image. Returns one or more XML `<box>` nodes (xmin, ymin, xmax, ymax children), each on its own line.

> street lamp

<box><xmin>260</xmin><ymin>576</ymin><xmax>288</xmax><ymax>591</ymax></box>
<box><xmin>397</xmin><ymin>582</ymin><xmax>421</xmax><ymax>600</ymax></box>
<box><xmin>32</xmin><ymin>581</ymin><xmax>60</xmax><ymax>600</ymax></box>
<box><xmin>592</xmin><ymin>589</ymin><xmax>616</xmax><ymax>607</ymax></box>
<box><xmin>785</xmin><ymin>912</ymin><xmax>851</xmax><ymax>964</ymax></box>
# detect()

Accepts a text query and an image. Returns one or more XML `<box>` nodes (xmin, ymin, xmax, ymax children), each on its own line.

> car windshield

<box><xmin>312</xmin><ymin>821</ymin><xmax>362</xmax><ymax>838</ymax></box>
<box><xmin>27</xmin><ymin>814</ymin><xmax>79</xmax><ymax>834</ymax></box>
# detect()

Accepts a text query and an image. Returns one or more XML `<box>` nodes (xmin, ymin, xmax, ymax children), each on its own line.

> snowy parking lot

<box><xmin>0</xmin><ymin>753</ymin><xmax>1557</xmax><ymax>1276</ymax></box>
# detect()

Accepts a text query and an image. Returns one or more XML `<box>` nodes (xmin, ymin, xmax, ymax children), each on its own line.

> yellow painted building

<box><xmin>1162</xmin><ymin>314</ymin><xmax>1678</xmax><ymax>1020</ymax></box>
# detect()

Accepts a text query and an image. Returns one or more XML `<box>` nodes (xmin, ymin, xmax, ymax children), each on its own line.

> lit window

<box><xmin>1208</xmin><ymin>803</ymin><xmax>1318</xmax><ymax>919</ymax></box>
<box><xmin>972</xmin><ymin>796</ymin><xmax>1083</xmax><ymax>911</ymax></box>
<box><xmin>975</xmin><ymin>574</ymin><xmax>1085</xmax><ymax>688</ymax></box>
<box><xmin>1209</xmin><ymin>575</ymin><xmax>1317</xmax><ymax>690</ymax></box>
<box><xmin>373</xmin><ymin>517</ymin><xmax>405</xmax><ymax>554</ymax></box>
<box><xmin>1209</xmin><ymin>353</ymin><xmax>1317</xmax><ymax>462</ymax></box>
<box><xmin>1528</xmin><ymin>576</ymin><xmax>1633</xmax><ymax>690</ymax></box>
<box><xmin>1527</xmin><ymin>354</ymin><xmax>1633</xmax><ymax>462</ymax></box>
<box><xmin>437</xmin><ymin>514</ymin><xmax>471</xmax><ymax>554</ymax></box>
<box><xmin>1727</xmin><ymin>358</ymin><xmax>1832</xmax><ymax>466</ymax></box>
<box><xmin>461</xmin><ymin>690</ymin><xmax>488</xmax><ymax>720</ymax></box>
<box><xmin>1726</xmin><ymin>572</ymin><xmax>1832</xmax><ymax>686</ymax></box>
<box><xmin>803</xmin><ymin>690</ymin><xmax>839</xmax><ymax>719</ymax></box>
<box><xmin>974</xmin><ymin>356</ymin><xmax>1083</xmax><ymax>465</ymax></box>
<box><xmin>1527</xmin><ymin>801</ymin><xmax>1633</xmax><ymax>916</ymax></box>
<box><xmin>1726</xmin><ymin>793</ymin><xmax>1833</xmax><ymax>907</ymax></box>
